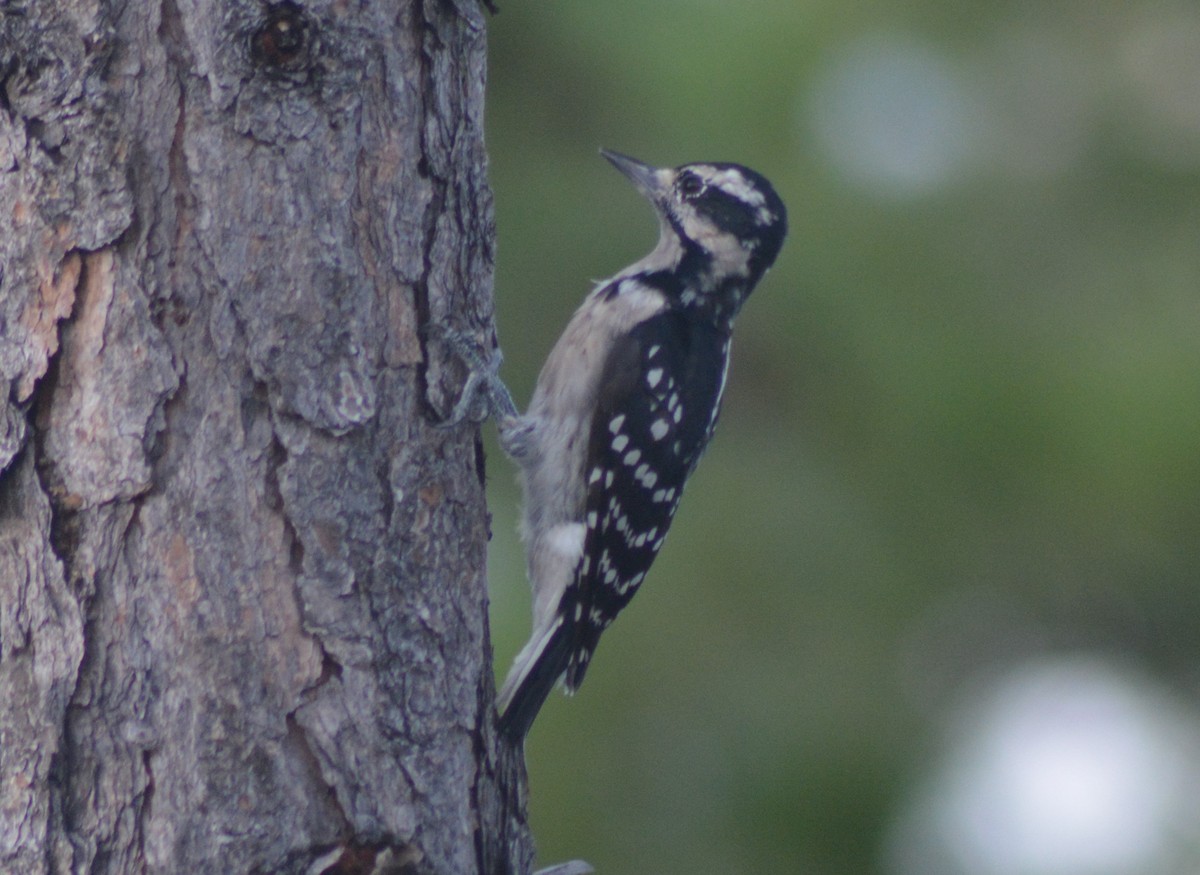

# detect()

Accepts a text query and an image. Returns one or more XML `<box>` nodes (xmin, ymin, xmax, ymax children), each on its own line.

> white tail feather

<box><xmin>496</xmin><ymin>615</ymin><xmax>564</xmax><ymax>717</ymax></box>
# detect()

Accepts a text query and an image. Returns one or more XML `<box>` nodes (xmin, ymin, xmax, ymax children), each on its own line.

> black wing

<box><xmin>561</xmin><ymin>310</ymin><xmax>731</xmax><ymax>689</ymax></box>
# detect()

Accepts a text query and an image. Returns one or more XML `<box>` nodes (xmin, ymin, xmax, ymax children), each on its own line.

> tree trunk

<box><xmin>0</xmin><ymin>1</ymin><xmax>531</xmax><ymax>873</ymax></box>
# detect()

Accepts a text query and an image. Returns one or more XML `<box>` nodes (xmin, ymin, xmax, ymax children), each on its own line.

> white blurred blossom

<box><xmin>884</xmin><ymin>658</ymin><xmax>1200</xmax><ymax>875</ymax></box>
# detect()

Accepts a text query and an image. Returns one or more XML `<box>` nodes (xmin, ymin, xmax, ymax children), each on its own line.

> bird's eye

<box><xmin>677</xmin><ymin>172</ymin><xmax>705</xmax><ymax>199</ymax></box>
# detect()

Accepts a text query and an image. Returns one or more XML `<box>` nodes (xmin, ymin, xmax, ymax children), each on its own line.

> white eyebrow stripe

<box><xmin>704</xmin><ymin>168</ymin><xmax>766</xmax><ymax>207</ymax></box>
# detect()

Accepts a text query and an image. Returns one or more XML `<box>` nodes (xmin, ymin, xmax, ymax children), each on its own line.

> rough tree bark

<box><xmin>0</xmin><ymin>1</ymin><xmax>532</xmax><ymax>873</ymax></box>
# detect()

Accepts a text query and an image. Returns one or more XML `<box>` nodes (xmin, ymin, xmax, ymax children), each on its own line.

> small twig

<box><xmin>534</xmin><ymin>862</ymin><xmax>594</xmax><ymax>875</ymax></box>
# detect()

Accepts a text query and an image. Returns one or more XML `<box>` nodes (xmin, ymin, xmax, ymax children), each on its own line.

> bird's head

<box><xmin>602</xmin><ymin>149</ymin><xmax>787</xmax><ymax>321</ymax></box>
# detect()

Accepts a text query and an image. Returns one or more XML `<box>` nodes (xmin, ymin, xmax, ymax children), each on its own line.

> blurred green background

<box><xmin>481</xmin><ymin>3</ymin><xmax>1200</xmax><ymax>874</ymax></box>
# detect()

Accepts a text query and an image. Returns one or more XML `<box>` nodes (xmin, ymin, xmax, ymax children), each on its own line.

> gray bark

<box><xmin>0</xmin><ymin>1</ymin><xmax>531</xmax><ymax>873</ymax></box>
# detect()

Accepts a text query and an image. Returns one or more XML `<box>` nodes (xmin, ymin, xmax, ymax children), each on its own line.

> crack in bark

<box><xmin>136</xmin><ymin>748</ymin><xmax>156</xmax><ymax>869</ymax></box>
<box><xmin>54</xmin><ymin>502</ymin><xmax>142</xmax><ymax>871</ymax></box>
<box><xmin>152</xmin><ymin>0</ymin><xmax>197</xmax><ymax>335</ymax></box>
<box><xmin>285</xmin><ymin>712</ymin><xmax>353</xmax><ymax>837</ymax></box>
<box><xmin>263</xmin><ymin>418</ymin><xmax>306</xmax><ymax>576</ymax></box>
<box><xmin>28</xmin><ymin>249</ymin><xmax>86</xmax><ymax>584</ymax></box>
<box><xmin>412</xmin><ymin>152</ymin><xmax>445</xmax><ymax>423</ymax></box>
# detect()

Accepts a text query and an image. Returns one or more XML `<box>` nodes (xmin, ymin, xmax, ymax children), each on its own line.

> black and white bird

<box><xmin>442</xmin><ymin>150</ymin><xmax>787</xmax><ymax>740</ymax></box>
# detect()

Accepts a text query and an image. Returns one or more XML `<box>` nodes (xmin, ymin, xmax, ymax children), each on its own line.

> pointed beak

<box><xmin>600</xmin><ymin>149</ymin><xmax>667</xmax><ymax>202</ymax></box>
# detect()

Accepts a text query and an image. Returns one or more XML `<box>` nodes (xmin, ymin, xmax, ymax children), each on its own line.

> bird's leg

<box><xmin>429</xmin><ymin>325</ymin><xmax>522</xmax><ymax>436</ymax></box>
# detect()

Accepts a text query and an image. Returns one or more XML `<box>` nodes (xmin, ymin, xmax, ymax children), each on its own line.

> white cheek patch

<box><xmin>680</xmin><ymin>212</ymin><xmax>753</xmax><ymax>280</ymax></box>
<box><xmin>710</xmin><ymin>233</ymin><xmax>753</xmax><ymax>277</ymax></box>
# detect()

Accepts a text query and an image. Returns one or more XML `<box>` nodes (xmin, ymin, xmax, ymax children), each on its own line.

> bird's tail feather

<box><xmin>496</xmin><ymin>618</ymin><xmax>573</xmax><ymax>740</ymax></box>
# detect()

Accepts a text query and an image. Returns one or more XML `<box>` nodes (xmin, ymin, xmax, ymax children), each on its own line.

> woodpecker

<box><xmin>441</xmin><ymin>150</ymin><xmax>787</xmax><ymax>739</ymax></box>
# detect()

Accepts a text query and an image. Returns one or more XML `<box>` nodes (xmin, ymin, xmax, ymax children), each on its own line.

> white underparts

<box><xmin>524</xmin><ymin>521</ymin><xmax>583</xmax><ymax>629</ymax></box>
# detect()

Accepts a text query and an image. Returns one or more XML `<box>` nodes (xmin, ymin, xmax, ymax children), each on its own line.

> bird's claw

<box><xmin>427</xmin><ymin>323</ymin><xmax>517</xmax><ymax>427</ymax></box>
